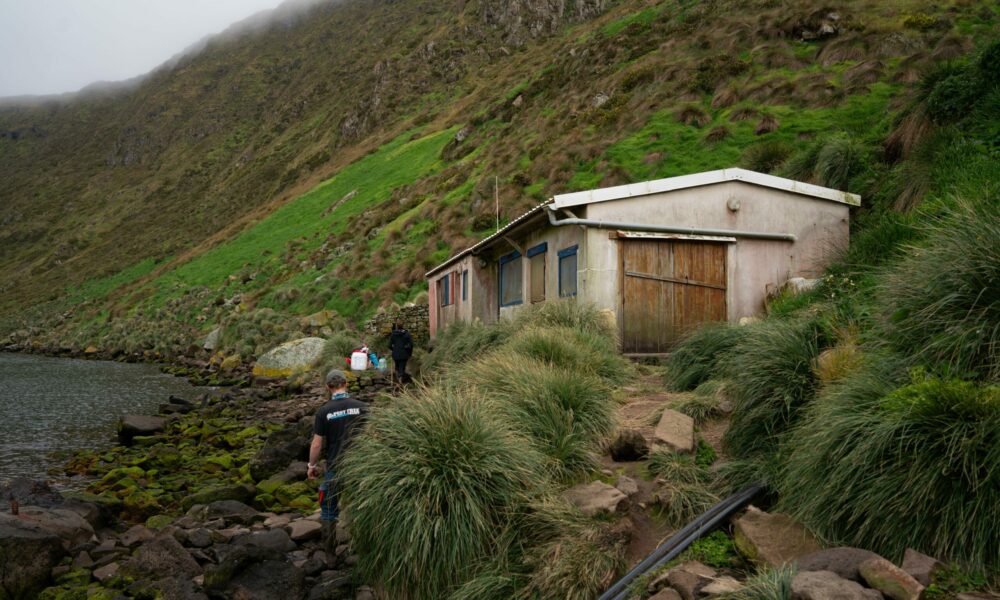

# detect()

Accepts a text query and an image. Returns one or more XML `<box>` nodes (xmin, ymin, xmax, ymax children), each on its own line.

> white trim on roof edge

<box><xmin>552</xmin><ymin>168</ymin><xmax>861</xmax><ymax>208</ymax></box>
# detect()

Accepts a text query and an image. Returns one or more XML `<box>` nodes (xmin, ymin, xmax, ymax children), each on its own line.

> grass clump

<box><xmin>663</xmin><ymin>322</ymin><xmax>746</xmax><ymax>391</ymax></box>
<box><xmin>716</xmin><ymin>565</ymin><xmax>796</xmax><ymax>600</ymax></box>
<box><xmin>422</xmin><ymin>319</ymin><xmax>514</xmax><ymax>375</ymax></box>
<box><xmin>673</xmin><ymin>381</ymin><xmax>726</xmax><ymax>424</ymax></box>
<box><xmin>879</xmin><ymin>200</ymin><xmax>1000</xmax><ymax>380</ymax></box>
<box><xmin>339</xmin><ymin>385</ymin><xmax>547</xmax><ymax>600</ymax></box>
<box><xmin>464</xmin><ymin>351</ymin><xmax>616</xmax><ymax>477</ymax></box>
<box><xmin>722</xmin><ymin>318</ymin><xmax>826</xmax><ymax>458</ymax></box>
<box><xmin>778</xmin><ymin>364</ymin><xmax>1000</xmax><ymax>571</ymax></box>
<box><xmin>647</xmin><ymin>451</ymin><xmax>708</xmax><ymax>485</ymax></box>
<box><xmin>653</xmin><ymin>480</ymin><xmax>720</xmax><ymax>527</ymax></box>
<box><xmin>504</xmin><ymin>324</ymin><xmax>628</xmax><ymax>385</ymax></box>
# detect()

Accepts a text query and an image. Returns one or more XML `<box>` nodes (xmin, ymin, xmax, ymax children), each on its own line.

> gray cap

<box><xmin>325</xmin><ymin>369</ymin><xmax>347</xmax><ymax>387</ymax></box>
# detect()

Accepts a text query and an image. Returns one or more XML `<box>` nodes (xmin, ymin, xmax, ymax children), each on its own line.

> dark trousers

<box><xmin>394</xmin><ymin>357</ymin><xmax>408</xmax><ymax>380</ymax></box>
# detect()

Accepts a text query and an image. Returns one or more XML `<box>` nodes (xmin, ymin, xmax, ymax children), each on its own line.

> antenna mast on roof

<box><xmin>495</xmin><ymin>176</ymin><xmax>500</xmax><ymax>233</ymax></box>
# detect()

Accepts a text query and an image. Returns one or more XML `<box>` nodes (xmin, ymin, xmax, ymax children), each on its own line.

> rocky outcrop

<box><xmin>252</xmin><ymin>337</ymin><xmax>328</xmax><ymax>378</ymax></box>
<box><xmin>0</xmin><ymin>513</ymin><xmax>67</xmax><ymax>599</ymax></box>
<box><xmin>900</xmin><ymin>549</ymin><xmax>943</xmax><ymax>587</ymax></box>
<box><xmin>795</xmin><ymin>547</ymin><xmax>883</xmax><ymax>582</ymax></box>
<box><xmin>479</xmin><ymin>0</ymin><xmax>609</xmax><ymax>46</ymax></box>
<box><xmin>733</xmin><ymin>506</ymin><xmax>821</xmax><ymax>567</ymax></box>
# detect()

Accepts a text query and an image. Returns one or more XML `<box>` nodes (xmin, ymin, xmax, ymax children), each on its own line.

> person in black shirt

<box><xmin>307</xmin><ymin>369</ymin><xmax>368</xmax><ymax>523</ymax></box>
<box><xmin>388</xmin><ymin>319</ymin><xmax>414</xmax><ymax>383</ymax></box>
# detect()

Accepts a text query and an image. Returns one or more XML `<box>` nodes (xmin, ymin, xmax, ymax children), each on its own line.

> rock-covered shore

<box><xmin>0</xmin><ymin>361</ymin><xmax>391</xmax><ymax>600</ymax></box>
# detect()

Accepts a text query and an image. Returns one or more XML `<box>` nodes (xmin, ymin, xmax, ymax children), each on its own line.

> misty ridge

<box><xmin>0</xmin><ymin>0</ymin><xmax>341</xmax><ymax>107</ymax></box>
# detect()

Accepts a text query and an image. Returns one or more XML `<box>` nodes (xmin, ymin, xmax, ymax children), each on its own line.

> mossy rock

<box><xmin>273</xmin><ymin>481</ymin><xmax>312</xmax><ymax>505</ymax></box>
<box><xmin>255</xmin><ymin>492</ymin><xmax>276</xmax><ymax>508</ymax></box>
<box><xmin>121</xmin><ymin>489</ymin><xmax>162</xmax><ymax>520</ymax></box>
<box><xmin>288</xmin><ymin>495</ymin><xmax>316</xmax><ymax>511</ymax></box>
<box><xmin>256</xmin><ymin>477</ymin><xmax>284</xmax><ymax>495</ymax></box>
<box><xmin>145</xmin><ymin>514</ymin><xmax>174</xmax><ymax>530</ymax></box>
<box><xmin>181</xmin><ymin>483</ymin><xmax>253</xmax><ymax>510</ymax></box>
<box><xmin>203</xmin><ymin>454</ymin><xmax>235</xmax><ymax>472</ymax></box>
<box><xmin>131</xmin><ymin>435</ymin><xmax>161</xmax><ymax>447</ymax></box>
<box><xmin>100</xmin><ymin>466</ymin><xmax>145</xmax><ymax>483</ymax></box>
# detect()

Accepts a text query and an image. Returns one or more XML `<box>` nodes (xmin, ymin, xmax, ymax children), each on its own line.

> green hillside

<box><xmin>2</xmin><ymin>0</ymin><xmax>999</xmax><ymax>359</ymax></box>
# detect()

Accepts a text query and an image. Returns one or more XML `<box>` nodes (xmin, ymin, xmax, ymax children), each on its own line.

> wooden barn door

<box><xmin>621</xmin><ymin>239</ymin><xmax>727</xmax><ymax>353</ymax></box>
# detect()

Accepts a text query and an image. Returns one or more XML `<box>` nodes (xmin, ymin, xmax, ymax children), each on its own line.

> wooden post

<box><xmin>10</xmin><ymin>500</ymin><xmax>18</xmax><ymax>515</ymax></box>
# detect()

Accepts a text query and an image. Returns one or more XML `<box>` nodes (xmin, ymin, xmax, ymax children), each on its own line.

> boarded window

<box><xmin>462</xmin><ymin>270</ymin><xmax>468</xmax><ymax>302</ymax></box>
<box><xmin>499</xmin><ymin>251</ymin><xmax>523</xmax><ymax>307</ymax></box>
<box><xmin>558</xmin><ymin>245</ymin><xmax>578</xmax><ymax>297</ymax></box>
<box><xmin>527</xmin><ymin>243</ymin><xmax>547</xmax><ymax>304</ymax></box>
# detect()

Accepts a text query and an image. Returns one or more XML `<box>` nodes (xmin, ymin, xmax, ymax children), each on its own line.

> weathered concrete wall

<box><xmin>583</xmin><ymin>180</ymin><xmax>850</xmax><ymax>322</ymax></box>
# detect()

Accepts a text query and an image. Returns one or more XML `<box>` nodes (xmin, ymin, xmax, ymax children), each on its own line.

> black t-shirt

<box><xmin>312</xmin><ymin>393</ymin><xmax>369</xmax><ymax>466</ymax></box>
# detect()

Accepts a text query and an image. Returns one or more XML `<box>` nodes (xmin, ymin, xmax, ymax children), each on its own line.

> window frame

<box><xmin>439</xmin><ymin>274</ymin><xmax>452</xmax><ymax>307</ymax></box>
<box><xmin>462</xmin><ymin>269</ymin><xmax>468</xmax><ymax>302</ymax></box>
<box><xmin>527</xmin><ymin>242</ymin><xmax>547</xmax><ymax>304</ymax></box>
<box><xmin>498</xmin><ymin>250</ymin><xmax>524</xmax><ymax>308</ymax></box>
<box><xmin>558</xmin><ymin>245</ymin><xmax>579</xmax><ymax>298</ymax></box>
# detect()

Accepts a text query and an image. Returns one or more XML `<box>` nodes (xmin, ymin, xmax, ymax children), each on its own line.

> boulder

<box><xmin>287</xmin><ymin>520</ymin><xmax>323</xmax><ymax>543</ymax></box>
<box><xmin>564</xmin><ymin>481</ymin><xmax>629</xmax><ymax>518</ymax></box>
<box><xmin>858</xmin><ymin>556</ymin><xmax>924</xmax><ymax>600</ymax></box>
<box><xmin>250</xmin><ymin>420</ymin><xmax>311</xmax><ymax>481</ymax></box>
<box><xmin>615</xmin><ymin>475</ymin><xmax>640</xmax><ymax>498</ymax></box>
<box><xmin>121</xmin><ymin>533</ymin><xmax>203</xmax><ymax>580</ymax></box>
<box><xmin>205</xmin><ymin>499</ymin><xmax>260</xmax><ymax>525</ymax></box>
<box><xmin>120</xmin><ymin>524</ymin><xmax>155</xmax><ymax>548</ymax></box>
<box><xmin>795</xmin><ymin>547</ymin><xmax>883</xmax><ymax>582</ymax></box>
<box><xmin>183</xmin><ymin>485</ymin><xmax>256</xmax><ymax>511</ymax></box>
<box><xmin>654</xmin><ymin>409</ymin><xmax>695</xmax><ymax>454</ymax></box>
<box><xmin>14</xmin><ymin>506</ymin><xmax>94</xmax><ymax>548</ymax></box>
<box><xmin>609</xmin><ymin>428</ymin><xmax>650</xmax><ymax>461</ymax></box>
<box><xmin>900</xmin><ymin>549</ymin><xmax>943</xmax><ymax>586</ymax></box>
<box><xmin>702</xmin><ymin>576</ymin><xmax>743</xmax><ymax>596</ymax></box>
<box><xmin>203</xmin><ymin>327</ymin><xmax>222</xmax><ymax>352</ymax></box>
<box><xmin>229</xmin><ymin>559</ymin><xmax>306</xmax><ymax>600</ymax></box>
<box><xmin>233</xmin><ymin>528</ymin><xmax>296</xmax><ymax>554</ymax></box>
<box><xmin>0</xmin><ymin>513</ymin><xmax>67</xmax><ymax>599</ymax></box>
<box><xmin>92</xmin><ymin>562</ymin><xmax>120</xmax><ymax>583</ymax></box>
<box><xmin>117</xmin><ymin>414</ymin><xmax>168</xmax><ymax>445</ymax></box>
<box><xmin>186</xmin><ymin>528</ymin><xmax>214</xmax><ymax>548</ymax></box>
<box><xmin>252</xmin><ymin>337</ymin><xmax>328</xmax><ymax>378</ymax></box>
<box><xmin>650</xmin><ymin>589</ymin><xmax>683</xmax><ymax>600</ymax></box>
<box><xmin>221</xmin><ymin>355</ymin><xmax>241</xmax><ymax>371</ymax></box>
<box><xmin>733</xmin><ymin>505</ymin><xmax>821</xmax><ymax>567</ymax></box>
<box><xmin>308</xmin><ymin>569</ymin><xmax>353</xmax><ymax>600</ymax></box>
<box><xmin>0</xmin><ymin>477</ymin><xmax>63</xmax><ymax>508</ymax></box>
<box><xmin>666</xmin><ymin>561</ymin><xmax>717</xmax><ymax>600</ymax></box>
<box><xmin>792</xmin><ymin>570</ymin><xmax>884</xmax><ymax>600</ymax></box>
<box><xmin>146</xmin><ymin>576</ymin><xmax>210</xmax><ymax>600</ymax></box>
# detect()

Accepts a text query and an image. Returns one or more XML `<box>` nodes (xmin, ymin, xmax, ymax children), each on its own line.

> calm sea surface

<box><xmin>0</xmin><ymin>352</ymin><xmax>199</xmax><ymax>483</ymax></box>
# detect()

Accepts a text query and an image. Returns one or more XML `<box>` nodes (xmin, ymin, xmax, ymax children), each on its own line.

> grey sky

<box><xmin>0</xmin><ymin>0</ymin><xmax>287</xmax><ymax>97</ymax></box>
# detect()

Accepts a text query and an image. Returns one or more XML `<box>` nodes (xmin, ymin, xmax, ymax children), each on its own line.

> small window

<box><xmin>499</xmin><ymin>251</ymin><xmax>523</xmax><ymax>307</ymax></box>
<box><xmin>462</xmin><ymin>270</ymin><xmax>468</xmax><ymax>302</ymax></box>
<box><xmin>439</xmin><ymin>274</ymin><xmax>452</xmax><ymax>307</ymax></box>
<box><xmin>527</xmin><ymin>243</ymin><xmax>547</xmax><ymax>304</ymax></box>
<box><xmin>558</xmin><ymin>245</ymin><xmax>578</xmax><ymax>298</ymax></box>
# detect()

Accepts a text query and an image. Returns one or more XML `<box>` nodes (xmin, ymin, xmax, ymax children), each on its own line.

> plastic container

<box><xmin>377</xmin><ymin>358</ymin><xmax>388</xmax><ymax>372</ymax></box>
<box><xmin>350</xmin><ymin>351</ymin><xmax>369</xmax><ymax>371</ymax></box>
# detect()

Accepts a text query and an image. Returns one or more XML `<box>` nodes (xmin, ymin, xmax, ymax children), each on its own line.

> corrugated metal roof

<box><xmin>425</xmin><ymin>200</ymin><xmax>551</xmax><ymax>277</ymax></box>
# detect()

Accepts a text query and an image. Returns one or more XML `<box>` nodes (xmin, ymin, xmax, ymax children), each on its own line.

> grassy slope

<box><xmin>2</xmin><ymin>0</ymin><xmax>999</xmax><ymax>358</ymax></box>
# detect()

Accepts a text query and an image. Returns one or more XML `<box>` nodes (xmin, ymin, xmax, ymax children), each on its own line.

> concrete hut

<box><xmin>426</xmin><ymin>168</ymin><xmax>860</xmax><ymax>354</ymax></box>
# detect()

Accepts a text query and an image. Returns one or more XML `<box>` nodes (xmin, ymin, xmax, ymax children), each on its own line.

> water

<box><xmin>0</xmin><ymin>352</ymin><xmax>200</xmax><ymax>481</ymax></box>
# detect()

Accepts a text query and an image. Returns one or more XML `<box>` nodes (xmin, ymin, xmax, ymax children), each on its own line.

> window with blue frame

<box><xmin>439</xmin><ymin>274</ymin><xmax>452</xmax><ymax>307</ymax></box>
<box><xmin>558</xmin><ymin>245</ymin><xmax>578</xmax><ymax>297</ymax></box>
<box><xmin>499</xmin><ymin>251</ymin><xmax>523</xmax><ymax>307</ymax></box>
<box><xmin>462</xmin><ymin>270</ymin><xmax>468</xmax><ymax>302</ymax></box>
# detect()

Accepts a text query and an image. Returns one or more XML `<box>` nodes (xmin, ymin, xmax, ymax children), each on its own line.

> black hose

<box><xmin>598</xmin><ymin>483</ymin><xmax>763</xmax><ymax>600</ymax></box>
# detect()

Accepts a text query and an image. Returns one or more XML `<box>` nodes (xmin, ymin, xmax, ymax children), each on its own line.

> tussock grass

<box><xmin>504</xmin><ymin>324</ymin><xmax>629</xmax><ymax>385</ymax></box>
<box><xmin>717</xmin><ymin>565</ymin><xmax>796</xmax><ymax>600</ymax></box>
<box><xmin>339</xmin><ymin>385</ymin><xmax>547</xmax><ymax>600</ymax></box>
<box><xmin>422</xmin><ymin>319</ymin><xmax>515</xmax><ymax>375</ymax></box>
<box><xmin>722</xmin><ymin>318</ymin><xmax>825</xmax><ymax>458</ymax></box>
<box><xmin>663</xmin><ymin>322</ymin><xmax>745</xmax><ymax>391</ymax></box>
<box><xmin>673</xmin><ymin>381</ymin><xmax>726</xmax><ymax>424</ymax></box>
<box><xmin>464</xmin><ymin>351</ymin><xmax>616</xmax><ymax>476</ymax></box>
<box><xmin>647</xmin><ymin>451</ymin><xmax>708</xmax><ymax>485</ymax></box>
<box><xmin>779</xmin><ymin>363</ymin><xmax>1000</xmax><ymax>571</ymax></box>
<box><xmin>879</xmin><ymin>200</ymin><xmax>1000</xmax><ymax>380</ymax></box>
<box><xmin>654</xmin><ymin>481</ymin><xmax>720</xmax><ymax>527</ymax></box>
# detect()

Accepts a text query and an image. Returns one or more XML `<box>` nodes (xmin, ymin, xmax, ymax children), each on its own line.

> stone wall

<box><xmin>363</xmin><ymin>304</ymin><xmax>430</xmax><ymax>351</ymax></box>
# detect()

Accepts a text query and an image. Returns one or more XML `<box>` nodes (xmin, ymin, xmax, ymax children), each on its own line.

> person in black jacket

<box><xmin>388</xmin><ymin>319</ymin><xmax>414</xmax><ymax>382</ymax></box>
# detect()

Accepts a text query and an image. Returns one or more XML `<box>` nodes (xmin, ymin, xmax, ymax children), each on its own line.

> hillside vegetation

<box><xmin>3</xmin><ymin>0</ymin><xmax>999</xmax><ymax>360</ymax></box>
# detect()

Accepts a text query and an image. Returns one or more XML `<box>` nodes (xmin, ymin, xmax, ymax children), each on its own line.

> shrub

<box><xmin>682</xmin><ymin>531</ymin><xmax>740</xmax><ymax>569</ymax></box>
<box><xmin>339</xmin><ymin>385</ymin><xmax>549</xmax><ymax>600</ymax></box>
<box><xmin>778</xmin><ymin>364</ymin><xmax>1000</xmax><ymax>571</ymax></box>
<box><xmin>722</xmin><ymin>318</ymin><xmax>826</xmax><ymax>457</ymax></box>
<box><xmin>879</xmin><ymin>200</ymin><xmax>1000</xmax><ymax>380</ymax></box>
<box><xmin>663</xmin><ymin>322</ymin><xmax>746</xmax><ymax>391</ymax></box>
<box><xmin>464</xmin><ymin>351</ymin><xmax>616</xmax><ymax>476</ymax></box>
